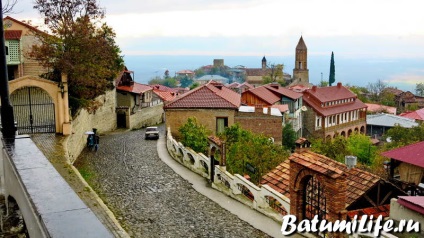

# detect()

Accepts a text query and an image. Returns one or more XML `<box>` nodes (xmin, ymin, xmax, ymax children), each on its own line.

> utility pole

<box><xmin>0</xmin><ymin>1</ymin><xmax>17</xmax><ymax>139</ymax></box>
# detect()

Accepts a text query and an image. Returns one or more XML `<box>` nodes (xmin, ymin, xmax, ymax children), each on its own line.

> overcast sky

<box><xmin>8</xmin><ymin>0</ymin><xmax>424</xmax><ymax>57</ymax></box>
<box><xmin>5</xmin><ymin>0</ymin><xmax>424</xmax><ymax>90</ymax></box>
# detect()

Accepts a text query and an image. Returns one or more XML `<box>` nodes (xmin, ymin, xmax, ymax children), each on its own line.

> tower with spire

<box><xmin>262</xmin><ymin>56</ymin><xmax>267</xmax><ymax>69</ymax></box>
<box><xmin>292</xmin><ymin>36</ymin><xmax>309</xmax><ymax>85</ymax></box>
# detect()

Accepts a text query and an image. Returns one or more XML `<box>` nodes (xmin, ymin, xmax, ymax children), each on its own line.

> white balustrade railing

<box><xmin>166</xmin><ymin>128</ymin><xmax>290</xmax><ymax>223</ymax></box>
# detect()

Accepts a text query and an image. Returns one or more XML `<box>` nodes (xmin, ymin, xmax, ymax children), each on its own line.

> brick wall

<box><xmin>290</xmin><ymin>159</ymin><xmax>347</xmax><ymax>238</ymax></box>
<box><xmin>165</xmin><ymin>109</ymin><xmax>236</xmax><ymax>138</ymax></box>
<box><xmin>235</xmin><ymin>108</ymin><xmax>282</xmax><ymax>143</ymax></box>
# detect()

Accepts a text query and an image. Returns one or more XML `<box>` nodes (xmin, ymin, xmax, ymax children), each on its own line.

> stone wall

<box><xmin>66</xmin><ymin>89</ymin><xmax>117</xmax><ymax>163</ymax></box>
<box><xmin>165</xmin><ymin>109</ymin><xmax>236</xmax><ymax>138</ymax></box>
<box><xmin>129</xmin><ymin>104</ymin><xmax>164</xmax><ymax>129</ymax></box>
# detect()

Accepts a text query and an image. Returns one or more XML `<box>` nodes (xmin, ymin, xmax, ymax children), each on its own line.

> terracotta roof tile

<box><xmin>400</xmin><ymin>108</ymin><xmax>424</xmax><ymax>121</ymax></box>
<box><xmin>305</xmin><ymin>83</ymin><xmax>357</xmax><ymax>102</ymax></box>
<box><xmin>164</xmin><ymin>81</ymin><xmax>240</xmax><ymax>109</ymax></box>
<box><xmin>3</xmin><ymin>16</ymin><xmax>43</xmax><ymax>34</ymax></box>
<box><xmin>347</xmin><ymin>204</ymin><xmax>390</xmax><ymax>219</ymax></box>
<box><xmin>303</xmin><ymin>95</ymin><xmax>367</xmax><ymax>117</ymax></box>
<box><xmin>4</xmin><ymin>30</ymin><xmax>22</xmax><ymax>40</ymax></box>
<box><xmin>261</xmin><ymin>151</ymin><xmax>380</xmax><ymax>207</ymax></box>
<box><xmin>366</xmin><ymin>103</ymin><xmax>397</xmax><ymax>115</ymax></box>
<box><xmin>150</xmin><ymin>84</ymin><xmax>178</xmax><ymax>93</ymax></box>
<box><xmin>264</xmin><ymin>84</ymin><xmax>302</xmax><ymax>100</ymax></box>
<box><xmin>153</xmin><ymin>90</ymin><xmax>176</xmax><ymax>101</ymax></box>
<box><xmin>116</xmin><ymin>82</ymin><xmax>152</xmax><ymax>94</ymax></box>
<box><xmin>244</xmin><ymin>86</ymin><xmax>281</xmax><ymax>105</ymax></box>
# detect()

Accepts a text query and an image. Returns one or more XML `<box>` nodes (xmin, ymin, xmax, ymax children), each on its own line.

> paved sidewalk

<box><xmin>31</xmin><ymin>133</ymin><xmax>129</xmax><ymax>238</ymax></box>
<box><xmin>156</xmin><ymin>136</ymin><xmax>293</xmax><ymax>238</ymax></box>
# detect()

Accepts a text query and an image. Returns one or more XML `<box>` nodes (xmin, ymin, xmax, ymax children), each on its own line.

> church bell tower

<box><xmin>293</xmin><ymin>36</ymin><xmax>309</xmax><ymax>84</ymax></box>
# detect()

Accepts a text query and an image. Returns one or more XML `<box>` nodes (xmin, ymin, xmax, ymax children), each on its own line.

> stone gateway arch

<box><xmin>8</xmin><ymin>75</ymin><xmax>71</xmax><ymax>135</ymax></box>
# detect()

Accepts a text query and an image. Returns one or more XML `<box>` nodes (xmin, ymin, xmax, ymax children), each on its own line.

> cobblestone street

<box><xmin>74</xmin><ymin>125</ymin><xmax>271</xmax><ymax>238</ymax></box>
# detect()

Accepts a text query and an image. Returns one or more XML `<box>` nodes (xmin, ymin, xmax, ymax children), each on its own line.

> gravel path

<box><xmin>74</xmin><ymin>125</ymin><xmax>271</xmax><ymax>238</ymax></box>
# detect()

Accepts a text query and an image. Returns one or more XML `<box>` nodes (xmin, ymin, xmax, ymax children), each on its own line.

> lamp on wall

<box><xmin>58</xmin><ymin>81</ymin><xmax>65</xmax><ymax>98</ymax></box>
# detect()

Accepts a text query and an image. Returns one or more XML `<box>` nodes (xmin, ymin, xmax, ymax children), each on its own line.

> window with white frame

<box><xmin>316</xmin><ymin>116</ymin><xmax>322</xmax><ymax>129</ymax></box>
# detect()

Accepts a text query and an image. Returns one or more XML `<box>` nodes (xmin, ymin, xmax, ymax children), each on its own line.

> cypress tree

<box><xmin>329</xmin><ymin>51</ymin><xmax>335</xmax><ymax>86</ymax></box>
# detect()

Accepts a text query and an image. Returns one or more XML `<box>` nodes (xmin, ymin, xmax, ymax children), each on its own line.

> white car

<box><xmin>145</xmin><ymin>126</ymin><xmax>159</xmax><ymax>139</ymax></box>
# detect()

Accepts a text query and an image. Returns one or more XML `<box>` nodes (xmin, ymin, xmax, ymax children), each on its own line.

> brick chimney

<box><xmin>337</xmin><ymin>82</ymin><xmax>342</xmax><ymax>88</ymax></box>
<box><xmin>312</xmin><ymin>85</ymin><xmax>317</xmax><ymax>92</ymax></box>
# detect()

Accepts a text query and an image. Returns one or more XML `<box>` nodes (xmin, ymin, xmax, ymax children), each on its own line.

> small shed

<box><xmin>381</xmin><ymin>141</ymin><xmax>424</xmax><ymax>195</ymax></box>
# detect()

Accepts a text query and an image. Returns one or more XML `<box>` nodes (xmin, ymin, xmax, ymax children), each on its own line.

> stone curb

<box><xmin>62</xmin><ymin>136</ymin><xmax>130</xmax><ymax>238</ymax></box>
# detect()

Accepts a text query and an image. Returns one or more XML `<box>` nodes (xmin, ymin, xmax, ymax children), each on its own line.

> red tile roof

<box><xmin>153</xmin><ymin>90</ymin><xmax>176</xmax><ymax>102</ymax></box>
<box><xmin>289</xmin><ymin>84</ymin><xmax>309</xmax><ymax>92</ymax></box>
<box><xmin>366</xmin><ymin>103</ymin><xmax>397</xmax><ymax>115</ymax></box>
<box><xmin>3</xmin><ymin>16</ymin><xmax>43</xmax><ymax>34</ymax></box>
<box><xmin>264</xmin><ymin>84</ymin><xmax>302</xmax><ymax>100</ymax></box>
<box><xmin>303</xmin><ymin>96</ymin><xmax>367</xmax><ymax>117</ymax></box>
<box><xmin>149</xmin><ymin>84</ymin><xmax>178</xmax><ymax>93</ymax></box>
<box><xmin>246</xmin><ymin>87</ymin><xmax>281</xmax><ymax>105</ymax></box>
<box><xmin>261</xmin><ymin>159</ymin><xmax>291</xmax><ymax>198</ymax></box>
<box><xmin>227</xmin><ymin>82</ymin><xmax>254</xmax><ymax>90</ymax></box>
<box><xmin>164</xmin><ymin>81</ymin><xmax>241</xmax><ymax>109</ymax></box>
<box><xmin>302</xmin><ymin>83</ymin><xmax>367</xmax><ymax>116</ymax></box>
<box><xmin>347</xmin><ymin>204</ymin><xmax>390</xmax><ymax>219</ymax></box>
<box><xmin>116</xmin><ymin>82</ymin><xmax>152</xmax><ymax>94</ymax></box>
<box><xmin>176</xmin><ymin>70</ymin><xmax>194</xmax><ymax>74</ymax></box>
<box><xmin>399</xmin><ymin>108</ymin><xmax>424</xmax><ymax>121</ymax></box>
<box><xmin>305</xmin><ymin>83</ymin><xmax>356</xmax><ymax>102</ymax></box>
<box><xmin>261</xmin><ymin>151</ymin><xmax>380</xmax><ymax>207</ymax></box>
<box><xmin>4</xmin><ymin>30</ymin><xmax>22</xmax><ymax>40</ymax></box>
<box><xmin>271</xmin><ymin>104</ymin><xmax>289</xmax><ymax>113</ymax></box>
<box><xmin>381</xmin><ymin>141</ymin><xmax>424</xmax><ymax>168</ymax></box>
<box><xmin>384</xmin><ymin>87</ymin><xmax>404</xmax><ymax>96</ymax></box>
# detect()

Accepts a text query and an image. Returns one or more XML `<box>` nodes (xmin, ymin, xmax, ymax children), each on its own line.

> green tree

<box><xmin>318</xmin><ymin>80</ymin><xmax>329</xmax><ymax>87</ymax></box>
<box><xmin>329</xmin><ymin>51</ymin><xmax>335</xmax><ymax>86</ymax></box>
<box><xmin>282</xmin><ymin>123</ymin><xmax>297</xmax><ymax>151</ymax></box>
<box><xmin>189</xmin><ymin>82</ymin><xmax>200</xmax><ymax>90</ymax></box>
<box><xmin>367</xmin><ymin>79</ymin><xmax>387</xmax><ymax>102</ymax></box>
<box><xmin>416</xmin><ymin>83</ymin><xmax>424</xmax><ymax>96</ymax></box>
<box><xmin>348</xmin><ymin>86</ymin><xmax>369</xmax><ymax>103</ymax></box>
<box><xmin>179</xmin><ymin>75</ymin><xmax>193</xmax><ymax>88</ymax></box>
<box><xmin>178</xmin><ymin>117</ymin><xmax>210</xmax><ymax>154</ymax></box>
<box><xmin>163</xmin><ymin>77</ymin><xmax>177</xmax><ymax>88</ymax></box>
<box><xmin>379</xmin><ymin>91</ymin><xmax>395</xmax><ymax>106</ymax></box>
<box><xmin>262</xmin><ymin>63</ymin><xmax>284</xmax><ymax>84</ymax></box>
<box><xmin>148</xmin><ymin>76</ymin><xmax>164</xmax><ymax>85</ymax></box>
<box><xmin>311</xmin><ymin>136</ymin><xmax>350</xmax><ymax>162</ymax></box>
<box><xmin>385</xmin><ymin>123</ymin><xmax>424</xmax><ymax>149</ymax></box>
<box><xmin>30</xmin><ymin>0</ymin><xmax>123</xmax><ymax>101</ymax></box>
<box><xmin>347</xmin><ymin>133</ymin><xmax>376</xmax><ymax>165</ymax></box>
<box><xmin>194</xmin><ymin>68</ymin><xmax>205</xmax><ymax>78</ymax></box>
<box><xmin>220</xmin><ymin>124</ymin><xmax>289</xmax><ymax>184</ymax></box>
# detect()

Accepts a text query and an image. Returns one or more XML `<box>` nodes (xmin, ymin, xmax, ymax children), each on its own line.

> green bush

<box><xmin>178</xmin><ymin>117</ymin><xmax>210</xmax><ymax>154</ymax></box>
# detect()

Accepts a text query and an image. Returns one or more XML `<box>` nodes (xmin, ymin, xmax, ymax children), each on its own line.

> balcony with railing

<box><xmin>323</xmin><ymin>117</ymin><xmax>366</xmax><ymax>134</ymax></box>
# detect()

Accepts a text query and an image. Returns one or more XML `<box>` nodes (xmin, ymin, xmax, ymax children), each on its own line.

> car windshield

<box><xmin>146</xmin><ymin>128</ymin><xmax>157</xmax><ymax>132</ymax></box>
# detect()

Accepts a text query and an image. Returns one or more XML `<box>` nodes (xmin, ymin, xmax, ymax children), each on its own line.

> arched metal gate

<box><xmin>10</xmin><ymin>86</ymin><xmax>55</xmax><ymax>134</ymax></box>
